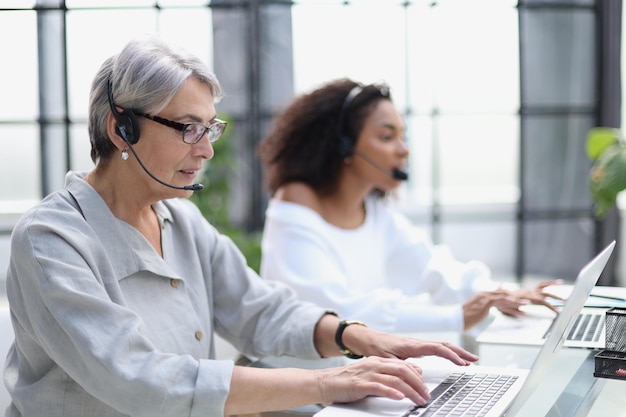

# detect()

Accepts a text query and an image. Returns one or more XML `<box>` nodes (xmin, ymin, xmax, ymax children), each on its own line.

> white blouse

<box><xmin>261</xmin><ymin>197</ymin><xmax>498</xmax><ymax>333</ymax></box>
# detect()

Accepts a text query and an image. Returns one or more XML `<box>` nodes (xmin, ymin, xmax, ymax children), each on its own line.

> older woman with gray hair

<box><xmin>3</xmin><ymin>36</ymin><xmax>477</xmax><ymax>417</ymax></box>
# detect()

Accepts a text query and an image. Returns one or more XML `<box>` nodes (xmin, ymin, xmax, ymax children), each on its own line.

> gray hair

<box><xmin>88</xmin><ymin>35</ymin><xmax>223</xmax><ymax>163</ymax></box>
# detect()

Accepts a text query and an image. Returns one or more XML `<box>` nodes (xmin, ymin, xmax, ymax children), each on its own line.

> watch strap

<box><xmin>335</xmin><ymin>319</ymin><xmax>367</xmax><ymax>359</ymax></box>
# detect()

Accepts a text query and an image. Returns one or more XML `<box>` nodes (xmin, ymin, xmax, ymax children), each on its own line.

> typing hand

<box><xmin>341</xmin><ymin>325</ymin><xmax>479</xmax><ymax>366</ymax></box>
<box><xmin>509</xmin><ymin>280</ymin><xmax>565</xmax><ymax>314</ymax></box>
<box><xmin>462</xmin><ymin>290</ymin><xmax>515</xmax><ymax>330</ymax></box>
<box><xmin>463</xmin><ymin>280</ymin><xmax>565</xmax><ymax>330</ymax></box>
<box><xmin>316</xmin><ymin>356</ymin><xmax>431</xmax><ymax>406</ymax></box>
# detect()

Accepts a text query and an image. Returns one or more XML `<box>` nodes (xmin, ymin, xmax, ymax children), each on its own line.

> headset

<box><xmin>336</xmin><ymin>84</ymin><xmax>408</xmax><ymax>181</ymax></box>
<box><xmin>107</xmin><ymin>78</ymin><xmax>141</xmax><ymax>145</ymax></box>
<box><xmin>106</xmin><ymin>77</ymin><xmax>203</xmax><ymax>191</ymax></box>
<box><xmin>336</xmin><ymin>85</ymin><xmax>365</xmax><ymax>159</ymax></box>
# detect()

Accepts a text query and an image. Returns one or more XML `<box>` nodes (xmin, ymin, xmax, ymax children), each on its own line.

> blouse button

<box><xmin>170</xmin><ymin>279</ymin><xmax>180</xmax><ymax>288</ymax></box>
<box><xmin>195</xmin><ymin>331</ymin><xmax>203</xmax><ymax>341</ymax></box>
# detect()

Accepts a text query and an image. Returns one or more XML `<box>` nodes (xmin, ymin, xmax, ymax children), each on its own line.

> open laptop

<box><xmin>477</xmin><ymin>252</ymin><xmax>626</xmax><ymax>349</ymax></box>
<box><xmin>475</xmin><ymin>284</ymin><xmax>626</xmax><ymax>348</ymax></box>
<box><xmin>314</xmin><ymin>241</ymin><xmax>615</xmax><ymax>417</ymax></box>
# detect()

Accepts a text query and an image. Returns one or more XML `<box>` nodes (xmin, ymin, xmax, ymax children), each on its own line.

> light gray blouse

<box><xmin>3</xmin><ymin>171</ymin><xmax>327</xmax><ymax>417</ymax></box>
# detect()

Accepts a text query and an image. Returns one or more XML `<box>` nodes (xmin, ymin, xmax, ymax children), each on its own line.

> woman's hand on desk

<box><xmin>491</xmin><ymin>280</ymin><xmax>564</xmax><ymax>317</ymax></box>
<box><xmin>506</xmin><ymin>280</ymin><xmax>564</xmax><ymax>314</ymax></box>
<box><xmin>463</xmin><ymin>290</ymin><xmax>516</xmax><ymax>330</ymax></box>
<box><xmin>305</xmin><ymin>314</ymin><xmax>479</xmax><ymax>408</ymax></box>
<box><xmin>316</xmin><ymin>356</ymin><xmax>431</xmax><ymax>406</ymax></box>
<box><xmin>225</xmin><ymin>356</ymin><xmax>430</xmax><ymax>413</ymax></box>
<box><xmin>340</xmin><ymin>324</ymin><xmax>479</xmax><ymax>366</ymax></box>
<box><xmin>316</xmin><ymin>330</ymin><xmax>478</xmax><ymax>406</ymax></box>
<box><xmin>226</xmin><ymin>322</ymin><xmax>477</xmax><ymax>414</ymax></box>
<box><xmin>462</xmin><ymin>280</ymin><xmax>565</xmax><ymax>330</ymax></box>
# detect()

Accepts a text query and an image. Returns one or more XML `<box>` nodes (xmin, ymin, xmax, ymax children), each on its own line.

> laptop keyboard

<box><xmin>542</xmin><ymin>312</ymin><xmax>605</xmax><ymax>342</ymax></box>
<box><xmin>404</xmin><ymin>372</ymin><xmax>519</xmax><ymax>417</ymax></box>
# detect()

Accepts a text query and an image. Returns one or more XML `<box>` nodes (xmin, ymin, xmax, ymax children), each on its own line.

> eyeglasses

<box><xmin>134</xmin><ymin>111</ymin><xmax>227</xmax><ymax>144</ymax></box>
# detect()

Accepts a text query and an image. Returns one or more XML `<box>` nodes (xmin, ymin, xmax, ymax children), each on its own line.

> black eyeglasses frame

<box><xmin>133</xmin><ymin>111</ymin><xmax>227</xmax><ymax>144</ymax></box>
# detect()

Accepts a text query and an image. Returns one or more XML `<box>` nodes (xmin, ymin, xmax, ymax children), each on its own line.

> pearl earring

<box><xmin>121</xmin><ymin>149</ymin><xmax>129</xmax><ymax>161</ymax></box>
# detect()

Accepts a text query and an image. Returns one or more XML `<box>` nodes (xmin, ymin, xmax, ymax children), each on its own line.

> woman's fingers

<box><xmin>422</xmin><ymin>341</ymin><xmax>479</xmax><ymax>366</ymax></box>
<box><xmin>536</xmin><ymin>279</ymin><xmax>564</xmax><ymax>291</ymax></box>
<box><xmin>508</xmin><ymin>284</ymin><xmax>565</xmax><ymax>313</ymax></box>
<box><xmin>375</xmin><ymin>335</ymin><xmax>479</xmax><ymax>366</ymax></box>
<box><xmin>319</xmin><ymin>357</ymin><xmax>431</xmax><ymax>406</ymax></box>
<box><xmin>370</xmin><ymin>360</ymin><xmax>430</xmax><ymax>405</ymax></box>
<box><xmin>355</xmin><ymin>327</ymin><xmax>479</xmax><ymax>366</ymax></box>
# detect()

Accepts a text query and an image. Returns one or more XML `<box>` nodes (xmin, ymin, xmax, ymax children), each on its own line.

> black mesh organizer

<box><xmin>594</xmin><ymin>307</ymin><xmax>626</xmax><ymax>380</ymax></box>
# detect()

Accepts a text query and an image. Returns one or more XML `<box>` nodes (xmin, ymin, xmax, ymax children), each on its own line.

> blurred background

<box><xmin>0</xmin><ymin>0</ymin><xmax>624</xmax><ymax>303</ymax></box>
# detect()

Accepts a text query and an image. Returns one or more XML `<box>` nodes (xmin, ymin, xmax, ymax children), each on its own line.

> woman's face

<box><xmin>351</xmin><ymin>99</ymin><xmax>409</xmax><ymax>191</ymax></box>
<box><xmin>133</xmin><ymin>76</ymin><xmax>217</xmax><ymax>197</ymax></box>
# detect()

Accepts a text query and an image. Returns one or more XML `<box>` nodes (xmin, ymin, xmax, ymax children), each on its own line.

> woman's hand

<box><xmin>463</xmin><ymin>289</ymin><xmax>515</xmax><ymax>330</ymax></box>
<box><xmin>340</xmin><ymin>325</ymin><xmax>479</xmax><ymax>366</ymax></box>
<box><xmin>508</xmin><ymin>280</ymin><xmax>564</xmax><ymax>312</ymax></box>
<box><xmin>492</xmin><ymin>280</ymin><xmax>564</xmax><ymax>317</ymax></box>
<box><xmin>462</xmin><ymin>280</ymin><xmax>565</xmax><ymax>330</ymax></box>
<box><xmin>316</xmin><ymin>356</ymin><xmax>430</xmax><ymax>406</ymax></box>
<box><xmin>315</xmin><ymin>314</ymin><xmax>479</xmax><ymax>365</ymax></box>
<box><xmin>226</xmin><ymin>354</ymin><xmax>439</xmax><ymax>414</ymax></box>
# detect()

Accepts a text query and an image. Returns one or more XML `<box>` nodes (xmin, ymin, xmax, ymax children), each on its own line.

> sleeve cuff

<box><xmin>191</xmin><ymin>359</ymin><xmax>234</xmax><ymax>417</ymax></box>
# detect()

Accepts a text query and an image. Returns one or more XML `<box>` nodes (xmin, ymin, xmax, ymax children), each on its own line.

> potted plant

<box><xmin>586</xmin><ymin>127</ymin><xmax>626</xmax><ymax>219</ymax></box>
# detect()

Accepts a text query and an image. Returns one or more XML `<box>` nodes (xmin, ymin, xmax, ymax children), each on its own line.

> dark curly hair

<box><xmin>257</xmin><ymin>78</ymin><xmax>392</xmax><ymax>196</ymax></box>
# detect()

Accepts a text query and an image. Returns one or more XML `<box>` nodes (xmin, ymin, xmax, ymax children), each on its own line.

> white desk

<box><xmin>313</xmin><ymin>329</ymin><xmax>626</xmax><ymax>417</ymax></box>
<box><xmin>478</xmin><ymin>343</ymin><xmax>622</xmax><ymax>417</ymax></box>
<box><xmin>450</xmin><ymin>330</ymin><xmax>625</xmax><ymax>417</ymax></box>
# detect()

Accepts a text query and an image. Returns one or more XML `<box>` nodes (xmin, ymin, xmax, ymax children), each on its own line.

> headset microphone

<box><xmin>392</xmin><ymin>168</ymin><xmax>409</xmax><ymax>181</ymax></box>
<box><xmin>107</xmin><ymin>78</ymin><xmax>204</xmax><ymax>192</ymax></box>
<box><xmin>353</xmin><ymin>149</ymin><xmax>408</xmax><ymax>181</ymax></box>
<box><xmin>336</xmin><ymin>84</ymin><xmax>408</xmax><ymax>182</ymax></box>
<box><xmin>123</xmin><ymin>143</ymin><xmax>204</xmax><ymax>191</ymax></box>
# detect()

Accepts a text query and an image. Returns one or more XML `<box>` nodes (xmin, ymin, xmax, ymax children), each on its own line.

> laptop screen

<box><xmin>504</xmin><ymin>241</ymin><xmax>615</xmax><ymax>416</ymax></box>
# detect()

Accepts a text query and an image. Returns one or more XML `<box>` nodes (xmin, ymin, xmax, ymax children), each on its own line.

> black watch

<box><xmin>335</xmin><ymin>319</ymin><xmax>367</xmax><ymax>359</ymax></box>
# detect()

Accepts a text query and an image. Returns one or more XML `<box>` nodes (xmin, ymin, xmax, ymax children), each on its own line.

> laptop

<box><xmin>475</xmin><ymin>284</ymin><xmax>626</xmax><ymax>348</ymax></box>
<box><xmin>314</xmin><ymin>241</ymin><xmax>615</xmax><ymax>417</ymax></box>
<box><xmin>477</xmin><ymin>261</ymin><xmax>626</xmax><ymax>349</ymax></box>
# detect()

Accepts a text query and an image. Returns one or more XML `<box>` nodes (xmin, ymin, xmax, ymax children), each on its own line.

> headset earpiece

<box><xmin>107</xmin><ymin>78</ymin><xmax>141</xmax><ymax>145</ymax></box>
<box><xmin>336</xmin><ymin>85</ymin><xmax>363</xmax><ymax>159</ymax></box>
<box><xmin>337</xmin><ymin>135</ymin><xmax>354</xmax><ymax>159</ymax></box>
<box><xmin>113</xmin><ymin>109</ymin><xmax>140</xmax><ymax>145</ymax></box>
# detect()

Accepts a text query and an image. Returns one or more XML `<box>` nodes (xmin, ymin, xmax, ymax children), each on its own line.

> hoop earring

<box><xmin>121</xmin><ymin>148</ymin><xmax>129</xmax><ymax>161</ymax></box>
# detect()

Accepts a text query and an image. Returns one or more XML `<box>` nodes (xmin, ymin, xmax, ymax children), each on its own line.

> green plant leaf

<box><xmin>187</xmin><ymin>116</ymin><xmax>262</xmax><ymax>273</ymax></box>
<box><xmin>589</xmin><ymin>145</ymin><xmax>626</xmax><ymax>219</ymax></box>
<box><xmin>586</xmin><ymin>127</ymin><xmax>622</xmax><ymax>161</ymax></box>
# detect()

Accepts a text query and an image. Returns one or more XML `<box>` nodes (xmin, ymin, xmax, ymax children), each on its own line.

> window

<box><xmin>291</xmin><ymin>0</ymin><xmax>520</xmax><ymax>277</ymax></box>
<box><xmin>0</xmin><ymin>1</ymin><xmax>215</xmax><ymax>299</ymax></box>
<box><xmin>0</xmin><ymin>0</ymin><xmax>617</xmax><ymax>299</ymax></box>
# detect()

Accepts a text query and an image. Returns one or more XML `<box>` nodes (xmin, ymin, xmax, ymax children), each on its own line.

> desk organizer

<box><xmin>605</xmin><ymin>307</ymin><xmax>626</xmax><ymax>351</ymax></box>
<box><xmin>594</xmin><ymin>350</ymin><xmax>626</xmax><ymax>380</ymax></box>
<box><xmin>594</xmin><ymin>307</ymin><xmax>626</xmax><ymax>380</ymax></box>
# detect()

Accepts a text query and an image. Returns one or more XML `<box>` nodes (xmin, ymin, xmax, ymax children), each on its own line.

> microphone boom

<box><xmin>125</xmin><ymin>143</ymin><xmax>204</xmax><ymax>191</ymax></box>
<box><xmin>353</xmin><ymin>150</ymin><xmax>408</xmax><ymax>181</ymax></box>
